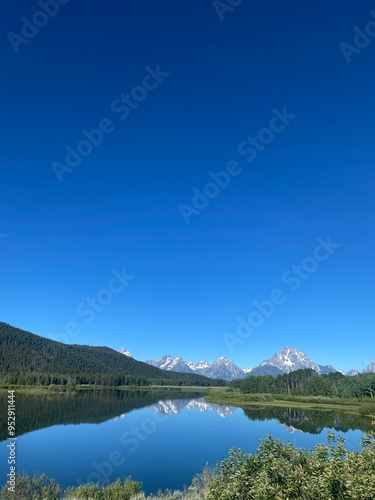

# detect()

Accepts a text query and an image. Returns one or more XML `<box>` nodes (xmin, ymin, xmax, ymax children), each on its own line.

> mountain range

<box><xmin>145</xmin><ymin>354</ymin><xmax>251</xmax><ymax>381</ymax></box>
<box><xmin>1</xmin><ymin>322</ymin><xmax>373</xmax><ymax>387</ymax></box>
<box><xmin>143</xmin><ymin>347</ymin><xmax>374</xmax><ymax>381</ymax></box>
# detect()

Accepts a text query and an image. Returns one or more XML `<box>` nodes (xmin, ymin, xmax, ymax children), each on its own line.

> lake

<box><xmin>0</xmin><ymin>389</ymin><xmax>372</xmax><ymax>494</ymax></box>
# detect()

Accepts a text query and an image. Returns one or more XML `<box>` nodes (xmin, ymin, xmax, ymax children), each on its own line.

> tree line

<box><xmin>232</xmin><ymin>368</ymin><xmax>375</xmax><ymax>398</ymax></box>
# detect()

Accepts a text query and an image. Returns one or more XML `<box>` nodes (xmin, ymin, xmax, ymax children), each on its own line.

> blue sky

<box><xmin>1</xmin><ymin>0</ymin><xmax>375</xmax><ymax>372</ymax></box>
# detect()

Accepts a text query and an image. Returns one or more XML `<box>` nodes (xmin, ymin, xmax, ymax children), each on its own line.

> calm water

<box><xmin>0</xmin><ymin>390</ymin><xmax>372</xmax><ymax>494</ymax></box>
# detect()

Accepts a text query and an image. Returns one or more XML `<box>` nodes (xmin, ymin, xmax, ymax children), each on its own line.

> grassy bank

<box><xmin>205</xmin><ymin>390</ymin><xmax>375</xmax><ymax>416</ymax></box>
<box><xmin>0</xmin><ymin>384</ymin><xmax>73</xmax><ymax>395</ymax></box>
<box><xmin>0</xmin><ymin>384</ymin><xmax>226</xmax><ymax>395</ymax></box>
<box><xmin>115</xmin><ymin>384</ymin><xmax>221</xmax><ymax>393</ymax></box>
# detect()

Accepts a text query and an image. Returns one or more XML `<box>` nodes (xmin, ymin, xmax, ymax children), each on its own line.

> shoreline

<box><xmin>205</xmin><ymin>390</ymin><xmax>375</xmax><ymax>416</ymax></box>
<box><xmin>1</xmin><ymin>384</ymin><xmax>375</xmax><ymax>418</ymax></box>
<box><xmin>0</xmin><ymin>384</ymin><xmax>220</xmax><ymax>395</ymax></box>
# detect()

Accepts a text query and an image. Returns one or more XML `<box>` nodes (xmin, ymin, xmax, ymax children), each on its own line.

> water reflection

<box><xmin>112</xmin><ymin>398</ymin><xmax>236</xmax><ymax>421</ymax></box>
<box><xmin>242</xmin><ymin>406</ymin><xmax>373</xmax><ymax>434</ymax></box>
<box><xmin>0</xmin><ymin>390</ymin><xmax>373</xmax><ymax>442</ymax></box>
<box><xmin>0</xmin><ymin>390</ymin><xmax>371</xmax><ymax>494</ymax></box>
<box><xmin>0</xmin><ymin>389</ymin><xmax>205</xmax><ymax>441</ymax></box>
<box><xmin>148</xmin><ymin>397</ymin><xmax>236</xmax><ymax>418</ymax></box>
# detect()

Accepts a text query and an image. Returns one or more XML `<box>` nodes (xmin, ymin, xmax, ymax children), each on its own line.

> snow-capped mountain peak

<box><xmin>187</xmin><ymin>360</ymin><xmax>211</xmax><ymax>371</ymax></box>
<box><xmin>242</xmin><ymin>367</ymin><xmax>254</xmax><ymax>374</ymax></box>
<box><xmin>205</xmin><ymin>357</ymin><xmax>246</xmax><ymax>381</ymax></box>
<box><xmin>259</xmin><ymin>346</ymin><xmax>319</xmax><ymax>373</ymax></box>
<box><xmin>146</xmin><ymin>355</ymin><xmax>194</xmax><ymax>374</ymax></box>
<box><xmin>345</xmin><ymin>369</ymin><xmax>360</xmax><ymax>376</ymax></box>
<box><xmin>258</xmin><ymin>346</ymin><xmax>336</xmax><ymax>375</ymax></box>
<box><xmin>118</xmin><ymin>347</ymin><xmax>133</xmax><ymax>357</ymax></box>
<box><xmin>146</xmin><ymin>355</ymin><xmax>247</xmax><ymax>381</ymax></box>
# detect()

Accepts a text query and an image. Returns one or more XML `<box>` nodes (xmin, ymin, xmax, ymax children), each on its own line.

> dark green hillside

<box><xmin>0</xmin><ymin>322</ymin><xmax>217</xmax><ymax>387</ymax></box>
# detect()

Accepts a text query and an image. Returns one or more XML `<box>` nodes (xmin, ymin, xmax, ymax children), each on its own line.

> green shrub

<box><xmin>102</xmin><ymin>477</ymin><xmax>142</xmax><ymax>499</ymax></box>
<box><xmin>64</xmin><ymin>482</ymin><xmax>102</xmax><ymax>499</ymax></box>
<box><xmin>64</xmin><ymin>477</ymin><xmax>142</xmax><ymax>499</ymax></box>
<box><xmin>0</xmin><ymin>472</ymin><xmax>61</xmax><ymax>500</ymax></box>
<box><xmin>208</xmin><ymin>430</ymin><xmax>375</xmax><ymax>499</ymax></box>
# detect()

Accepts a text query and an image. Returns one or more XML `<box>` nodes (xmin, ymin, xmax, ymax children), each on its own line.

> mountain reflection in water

<box><xmin>0</xmin><ymin>389</ymin><xmax>373</xmax><ymax>442</ymax></box>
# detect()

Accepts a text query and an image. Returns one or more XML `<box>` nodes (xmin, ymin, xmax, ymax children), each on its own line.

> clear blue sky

<box><xmin>1</xmin><ymin>1</ymin><xmax>374</xmax><ymax>373</ymax></box>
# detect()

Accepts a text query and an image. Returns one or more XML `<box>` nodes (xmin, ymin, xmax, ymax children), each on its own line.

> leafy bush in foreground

<box><xmin>208</xmin><ymin>430</ymin><xmax>375</xmax><ymax>499</ymax></box>
<box><xmin>64</xmin><ymin>477</ymin><xmax>142</xmax><ymax>499</ymax></box>
<box><xmin>0</xmin><ymin>473</ymin><xmax>61</xmax><ymax>499</ymax></box>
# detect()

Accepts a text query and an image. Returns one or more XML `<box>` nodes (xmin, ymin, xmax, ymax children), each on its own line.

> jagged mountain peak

<box><xmin>146</xmin><ymin>354</ymin><xmax>247</xmax><ymax>381</ymax></box>
<box><xmin>346</xmin><ymin>369</ymin><xmax>360</xmax><ymax>376</ymax></box>
<box><xmin>260</xmin><ymin>346</ymin><xmax>313</xmax><ymax>371</ymax></box>
<box><xmin>146</xmin><ymin>355</ymin><xmax>194</xmax><ymax>374</ymax></box>
<box><xmin>258</xmin><ymin>346</ymin><xmax>337</xmax><ymax>375</ymax></box>
<box><xmin>212</xmin><ymin>356</ymin><xmax>233</xmax><ymax>365</ymax></box>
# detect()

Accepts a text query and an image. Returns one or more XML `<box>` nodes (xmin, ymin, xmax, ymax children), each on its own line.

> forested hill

<box><xmin>0</xmin><ymin>322</ymin><xmax>218</xmax><ymax>386</ymax></box>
